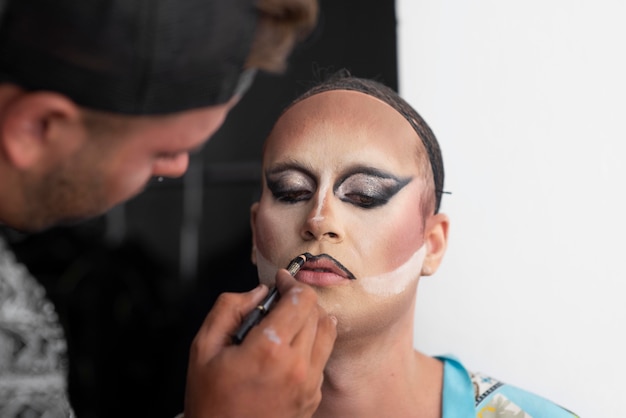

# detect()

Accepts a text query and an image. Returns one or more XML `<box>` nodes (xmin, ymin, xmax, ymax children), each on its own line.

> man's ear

<box><xmin>420</xmin><ymin>212</ymin><xmax>450</xmax><ymax>276</ymax></box>
<box><xmin>250</xmin><ymin>202</ymin><xmax>260</xmax><ymax>265</ymax></box>
<box><xmin>1</xmin><ymin>91</ymin><xmax>82</xmax><ymax>170</ymax></box>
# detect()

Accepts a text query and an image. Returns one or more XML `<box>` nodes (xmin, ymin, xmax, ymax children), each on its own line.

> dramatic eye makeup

<box><xmin>335</xmin><ymin>168</ymin><xmax>411</xmax><ymax>209</ymax></box>
<box><xmin>266</xmin><ymin>167</ymin><xmax>316</xmax><ymax>203</ymax></box>
<box><xmin>266</xmin><ymin>164</ymin><xmax>411</xmax><ymax>209</ymax></box>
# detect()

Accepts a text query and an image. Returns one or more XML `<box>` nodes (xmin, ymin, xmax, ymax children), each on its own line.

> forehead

<box><xmin>264</xmin><ymin>90</ymin><xmax>422</xmax><ymax>173</ymax></box>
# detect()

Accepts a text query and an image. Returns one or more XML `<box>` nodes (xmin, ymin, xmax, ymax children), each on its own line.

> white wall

<box><xmin>398</xmin><ymin>1</ymin><xmax>626</xmax><ymax>416</ymax></box>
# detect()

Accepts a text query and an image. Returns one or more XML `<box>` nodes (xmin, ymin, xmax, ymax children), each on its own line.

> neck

<box><xmin>314</xmin><ymin>310</ymin><xmax>443</xmax><ymax>418</ymax></box>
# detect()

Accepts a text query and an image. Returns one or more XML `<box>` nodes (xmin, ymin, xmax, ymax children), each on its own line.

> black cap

<box><xmin>0</xmin><ymin>0</ymin><xmax>257</xmax><ymax>114</ymax></box>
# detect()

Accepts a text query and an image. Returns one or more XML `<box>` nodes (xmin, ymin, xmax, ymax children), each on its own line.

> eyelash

<box><xmin>342</xmin><ymin>193</ymin><xmax>387</xmax><ymax>208</ymax></box>
<box><xmin>273</xmin><ymin>189</ymin><xmax>312</xmax><ymax>203</ymax></box>
<box><xmin>271</xmin><ymin>188</ymin><xmax>387</xmax><ymax>209</ymax></box>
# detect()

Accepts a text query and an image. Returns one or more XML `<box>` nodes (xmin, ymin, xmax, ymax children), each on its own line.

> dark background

<box><xmin>5</xmin><ymin>1</ymin><xmax>398</xmax><ymax>416</ymax></box>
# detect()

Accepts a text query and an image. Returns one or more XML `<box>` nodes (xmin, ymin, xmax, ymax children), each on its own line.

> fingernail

<box><xmin>330</xmin><ymin>315</ymin><xmax>338</xmax><ymax>325</ymax></box>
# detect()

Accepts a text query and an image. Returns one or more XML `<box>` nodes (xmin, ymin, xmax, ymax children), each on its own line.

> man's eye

<box><xmin>266</xmin><ymin>171</ymin><xmax>315</xmax><ymax>203</ymax></box>
<box><xmin>344</xmin><ymin>193</ymin><xmax>385</xmax><ymax>208</ymax></box>
<box><xmin>273</xmin><ymin>189</ymin><xmax>312</xmax><ymax>203</ymax></box>
<box><xmin>337</xmin><ymin>173</ymin><xmax>409</xmax><ymax>209</ymax></box>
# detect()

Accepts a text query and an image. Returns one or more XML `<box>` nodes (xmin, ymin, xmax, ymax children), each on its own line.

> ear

<box><xmin>420</xmin><ymin>212</ymin><xmax>450</xmax><ymax>276</ymax></box>
<box><xmin>250</xmin><ymin>202</ymin><xmax>260</xmax><ymax>265</ymax></box>
<box><xmin>1</xmin><ymin>91</ymin><xmax>82</xmax><ymax>170</ymax></box>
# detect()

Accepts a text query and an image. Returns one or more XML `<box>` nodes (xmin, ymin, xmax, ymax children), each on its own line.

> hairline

<box><xmin>278</xmin><ymin>86</ymin><xmax>439</xmax><ymax>217</ymax></box>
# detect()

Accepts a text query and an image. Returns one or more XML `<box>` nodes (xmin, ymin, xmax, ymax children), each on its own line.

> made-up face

<box><xmin>251</xmin><ymin>90</ymin><xmax>448</xmax><ymax>342</ymax></box>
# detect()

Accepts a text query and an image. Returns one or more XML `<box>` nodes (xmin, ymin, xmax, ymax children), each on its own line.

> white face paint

<box><xmin>263</xmin><ymin>327</ymin><xmax>282</xmax><ymax>344</ymax></box>
<box><xmin>255</xmin><ymin>248</ymin><xmax>278</xmax><ymax>287</ymax></box>
<box><xmin>310</xmin><ymin>173</ymin><xmax>331</xmax><ymax>223</ymax></box>
<box><xmin>289</xmin><ymin>287</ymin><xmax>303</xmax><ymax>305</ymax></box>
<box><xmin>250</xmin><ymin>90</ymin><xmax>446</xmax><ymax>342</ymax></box>
<box><xmin>359</xmin><ymin>244</ymin><xmax>426</xmax><ymax>296</ymax></box>
<box><xmin>255</xmin><ymin>243</ymin><xmax>426</xmax><ymax>298</ymax></box>
<box><xmin>253</xmin><ymin>251</ymin><xmax>304</xmax><ymax>306</ymax></box>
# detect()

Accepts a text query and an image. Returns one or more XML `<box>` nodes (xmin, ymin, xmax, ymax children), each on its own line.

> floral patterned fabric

<box><xmin>0</xmin><ymin>236</ymin><xmax>74</xmax><ymax>417</ymax></box>
<box><xmin>439</xmin><ymin>355</ymin><xmax>578</xmax><ymax>418</ymax></box>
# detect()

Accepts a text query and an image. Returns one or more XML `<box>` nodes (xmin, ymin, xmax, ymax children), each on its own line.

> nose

<box><xmin>152</xmin><ymin>153</ymin><xmax>190</xmax><ymax>178</ymax></box>
<box><xmin>300</xmin><ymin>192</ymin><xmax>344</xmax><ymax>243</ymax></box>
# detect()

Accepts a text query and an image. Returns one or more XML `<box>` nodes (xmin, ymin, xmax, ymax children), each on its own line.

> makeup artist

<box><xmin>0</xmin><ymin>0</ymin><xmax>336</xmax><ymax>417</ymax></box>
<box><xmin>247</xmin><ymin>71</ymin><xmax>579</xmax><ymax>417</ymax></box>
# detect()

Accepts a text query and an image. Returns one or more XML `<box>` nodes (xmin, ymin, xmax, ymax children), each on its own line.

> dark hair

<box><xmin>288</xmin><ymin>70</ymin><xmax>445</xmax><ymax>214</ymax></box>
<box><xmin>0</xmin><ymin>0</ymin><xmax>319</xmax><ymax>114</ymax></box>
<box><xmin>246</xmin><ymin>0</ymin><xmax>319</xmax><ymax>73</ymax></box>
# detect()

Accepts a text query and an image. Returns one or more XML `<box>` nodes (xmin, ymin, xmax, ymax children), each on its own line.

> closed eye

<box><xmin>273</xmin><ymin>189</ymin><xmax>312</xmax><ymax>203</ymax></box>
<box><xmin>266</xmin><ymin>169</ymin><xmax>315</xmax><ymax>204</ymax></box>
<box><xmin>341</xmin><ymin>192</ymin><xmax>386</xmax><ymax>208</ymax></box>
<box><xmin>336</xmin><ymin>172</ymin><xmax>411</xmax><ymax>209</ymax></box>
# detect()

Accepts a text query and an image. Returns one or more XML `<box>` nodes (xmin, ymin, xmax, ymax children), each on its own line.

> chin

<box><xmin>51</xmin><ymin>205</ymin><xmax>108</xmax><ymax>229</ymax></box>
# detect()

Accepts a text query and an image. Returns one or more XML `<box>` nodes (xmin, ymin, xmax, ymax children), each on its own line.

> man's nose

<box><xmin>152</xmin><ymin>153</ymin><xmax>190</xmax><ymax>178</ymax></box>
<box><xmin>300</xmin><ymin>193</ymin><xmax>344</xmax><ymax>242</ymax></box>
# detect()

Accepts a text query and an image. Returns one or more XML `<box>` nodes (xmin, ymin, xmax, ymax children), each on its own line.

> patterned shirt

<box><xmin>0</xmin><ymin>236</ymin><xmax>74</xmax><ymax>417</ymax></box>
<box><xmin>439</xmin><ymin>355</ymin><xmax>578</xmax><ymax>418</ymax></box>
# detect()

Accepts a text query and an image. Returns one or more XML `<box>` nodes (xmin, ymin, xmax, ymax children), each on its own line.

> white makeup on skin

<box><xmin>290</xmin><ymin>287</ymin><xmax>303</xmax><ymax>305</ymax></box>
<box><xmin>255</xmin><ymin>249</ymin><xmax>279</xmax><ymax>286</ymax></box>
<box><xmin>255</xmin><ymin>250</ymin><xmax>304</xmax><ymax>305</ymax></box>
<box><xmin>359</xmin><ymin>244</ymin><xmax>427</xmax><ymax>296</ymax></box>
<box><xmin>311</xmin><ymin>174</ymin><xmax>331</xmax><ymax>223</ymax></box>
<box><xmin>257</xmin><ymin>244</ymin><xmax>426</xmax><ymax>298</ymax></box>
<box><xmin>263</xmin><ymin>327</ymin><xmax>282</xmax><ymax>344</ymax></box>
<box><xmin>232</xmin><ymin>253</ymin><xmax>308</xmax><ymax>344</ymax></box>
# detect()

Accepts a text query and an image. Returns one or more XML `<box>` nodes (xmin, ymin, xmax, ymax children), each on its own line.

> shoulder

<box><xmin>470</xmin><ymin>370</ymin><xmax>579</xmax><ymax>418</ymax></box>
<box><xmin>0</xmin><ymin>234</ymin><xmax>74</xmax><ymax>417</ymax></box>
<box><xmin>437</xmin><ymin>355</ymin><xmax>578</xmax><ymax>418</ymax></box>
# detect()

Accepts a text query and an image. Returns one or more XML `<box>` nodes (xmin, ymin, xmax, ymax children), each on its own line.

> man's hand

<box><xmin>183</xmin><ymin>269</ymin><xmax>337</xmax><ymax>418</ymax></box>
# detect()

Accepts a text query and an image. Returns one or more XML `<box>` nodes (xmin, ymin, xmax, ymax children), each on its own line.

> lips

<box><xmin>295</xmin><ymin>254</ymin><xmax>356</xmax><ymax>286</ymax></box>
